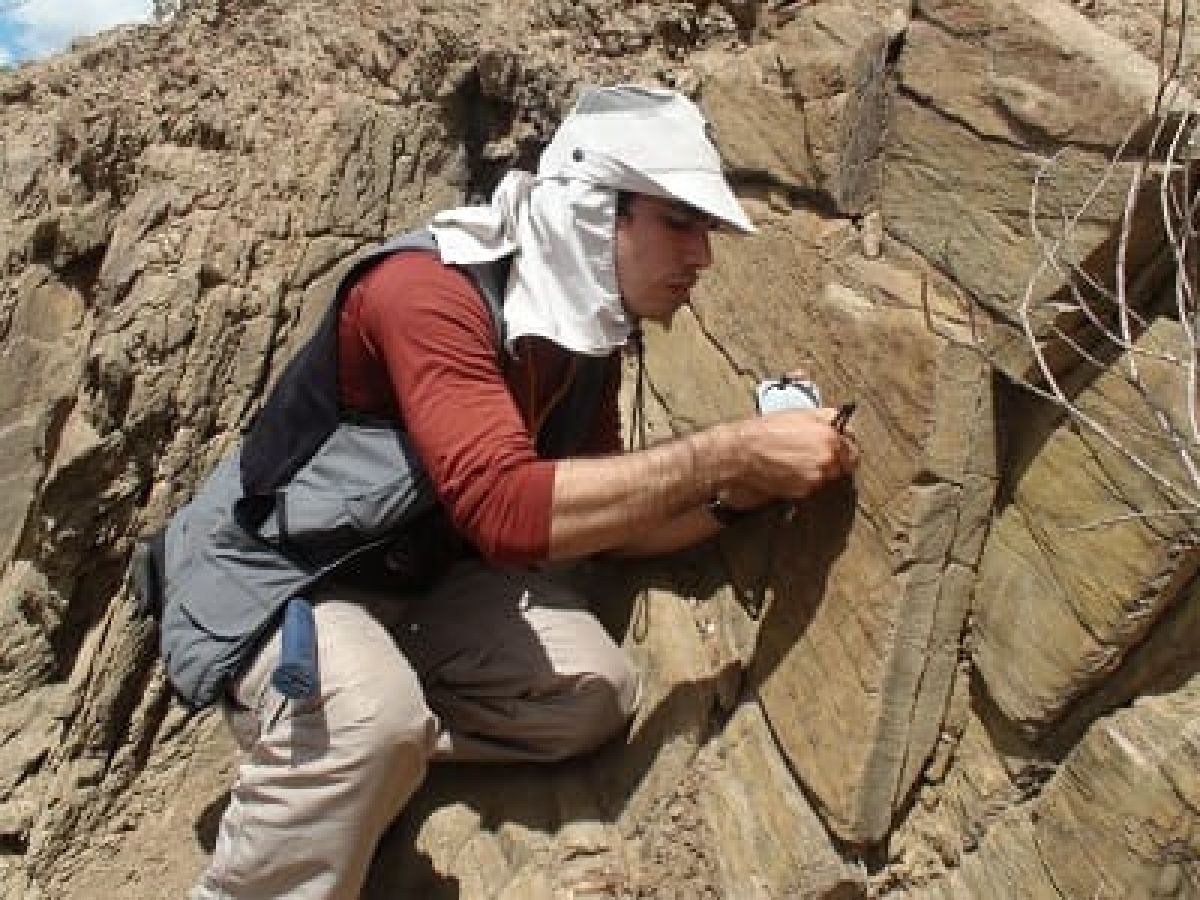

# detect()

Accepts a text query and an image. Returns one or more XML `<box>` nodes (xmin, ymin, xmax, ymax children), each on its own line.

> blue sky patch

<box><xmin>0</xmin><ymin>1</ymin><xmax>154</xmax><ymax>67</ymax></box>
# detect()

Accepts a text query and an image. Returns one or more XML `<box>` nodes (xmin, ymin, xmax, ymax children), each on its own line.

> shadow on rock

<box><xmin>195</xmin><ymin>792</ymin><xmax>229</xmax><ymax>854</ymax></box>
<box><xmin>363</xmin><ymin>842</ymin><xmax>462</xmax><ymax>899</ymax></box>
<box><xmin>744</xmin><ymin>477</ymin><xmax>857</xmax><ymax>696</ymax></box>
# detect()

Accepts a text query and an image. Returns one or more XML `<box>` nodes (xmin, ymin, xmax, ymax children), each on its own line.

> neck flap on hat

<box><xmin>429</xmin><ymin>171</ymin><xmax>630</xmax><ymax>358</ymax></box>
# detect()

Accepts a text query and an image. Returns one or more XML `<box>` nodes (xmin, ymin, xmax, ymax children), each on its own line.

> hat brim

<box><xmin>645</xmin><ymin>170</ymin><xmax>757</xmax><ymax>235</ymax></box>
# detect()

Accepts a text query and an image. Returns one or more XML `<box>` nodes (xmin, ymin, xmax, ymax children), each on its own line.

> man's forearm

<box><xmin>607</xmin><ymin>505</ymin><xmax>721</xmax><ymax>558</ymax></box>
<box><xmin>547</xmin><ymin>424</ymin><xmax>741</xmax><ymax>560</ymax></box>
<box><xmin>546</xmin><ymin>407</ymin><xmax>859</xmax><ymax>561</ymax></box>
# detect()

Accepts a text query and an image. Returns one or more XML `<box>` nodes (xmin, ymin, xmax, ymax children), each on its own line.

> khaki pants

<box><xmin>190</xmin><ymin>562</ymin><xmax>640</xmax><ymax>900</ymax></box>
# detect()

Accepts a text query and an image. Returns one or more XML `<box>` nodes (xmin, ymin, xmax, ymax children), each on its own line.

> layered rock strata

<box><xmin>0</xmin><ymin>1</ymin><xmax>1196</xmax><ymax>898</ymax></box>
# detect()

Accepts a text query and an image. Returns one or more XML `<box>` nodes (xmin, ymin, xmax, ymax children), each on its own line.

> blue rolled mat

<box><xmin>272</xmin><ymin>596</ymin><xmax>319</xmax><ymax>700</ymax></box>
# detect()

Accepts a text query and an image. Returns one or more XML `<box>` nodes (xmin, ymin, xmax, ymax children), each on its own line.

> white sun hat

<box><xmin>430</xmin><ymin>84</ymin><xmax>754</xmax><ymax>356</ymax></box>
<box><xmin>538</xmin><ymin>84</ymin><xmax>755</xmax><ymax>234</ymax></box>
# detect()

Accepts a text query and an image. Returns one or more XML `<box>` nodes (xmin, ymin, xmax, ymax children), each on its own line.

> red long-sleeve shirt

<box><xmin>337</xmin><ymin>251</ymin><xmax>621</xmax><ymax>565</ymax></box>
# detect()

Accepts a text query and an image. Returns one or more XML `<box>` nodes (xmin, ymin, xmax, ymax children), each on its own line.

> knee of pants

<box><xmin>536</xmin><ymin>656</ymin><xmax>641</xmax><ymax>761</ymax></box>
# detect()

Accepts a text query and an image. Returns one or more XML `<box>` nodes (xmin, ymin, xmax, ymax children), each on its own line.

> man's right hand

<box><xmin>732</xmin><ymin>407</ymin><xmax>859</xmax><ymax>503</ymax></box>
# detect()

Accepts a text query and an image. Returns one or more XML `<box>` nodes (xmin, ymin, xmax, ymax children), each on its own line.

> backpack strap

<box><xmin>537</xmin><ymin>354</ymin><xmax>613</xmax><ymax>458</ymax></box>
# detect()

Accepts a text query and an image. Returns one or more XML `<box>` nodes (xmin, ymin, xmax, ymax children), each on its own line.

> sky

<box><xmin>0</xmin><ymin>0</ymin><xmax>155</xmax><ymax>67</ymax></box>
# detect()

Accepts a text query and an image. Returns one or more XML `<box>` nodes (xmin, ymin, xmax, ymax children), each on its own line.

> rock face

<box><xmin>0</xmin><ymin>1</ymin><xmax>1197</xmax><ymax>898</ymax></box>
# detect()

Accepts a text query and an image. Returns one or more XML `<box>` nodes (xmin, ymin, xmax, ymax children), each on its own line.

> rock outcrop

<box><xmin>0</xmin><ymin>1</ymin><xmax>1196</xmax><ymax>898</ymax></box>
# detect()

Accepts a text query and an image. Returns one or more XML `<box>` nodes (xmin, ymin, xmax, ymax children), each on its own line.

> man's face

<box><xmin>614</xmin><ymin>194</ymin><xmax>715</xmax><ymax>324</ymax></box>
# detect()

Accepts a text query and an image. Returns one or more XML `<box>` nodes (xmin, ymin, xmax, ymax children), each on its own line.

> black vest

<box><xmin>159</xmin><ymin>231</ymin><xmax>615</xmax><ymax>708</ymax></box>
<box><xmin>236</xmin><ymin>230</ymin><xmax>610</xmax><ymax>554</ymax></box>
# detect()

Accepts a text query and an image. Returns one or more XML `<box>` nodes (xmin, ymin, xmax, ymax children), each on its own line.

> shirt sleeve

<box><xmin>348</xmin><ymin>252</ymin><xmax>556</xmax><ymax>565</ymax></box>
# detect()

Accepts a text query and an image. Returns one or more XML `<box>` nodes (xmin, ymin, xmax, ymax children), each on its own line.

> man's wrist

<box><xmin>692</xmin><ymin>420</ymin><xmax>747</xmax><ymax>498</ymax></box>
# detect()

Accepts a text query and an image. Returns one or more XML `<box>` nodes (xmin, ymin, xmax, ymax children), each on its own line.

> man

<box><xmin>164</xmin><ymin>84</ymin><xmax>858</xmax><ymax>899</ymax></box>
